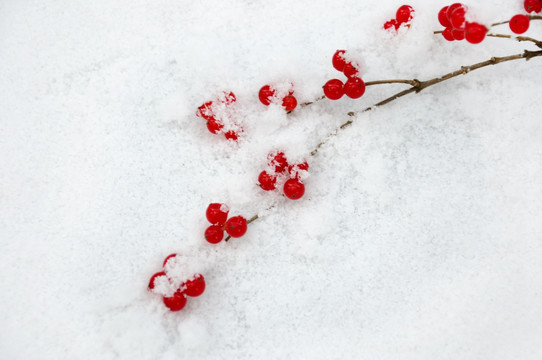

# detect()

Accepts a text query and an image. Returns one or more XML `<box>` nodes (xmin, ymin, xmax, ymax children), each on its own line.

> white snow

<box><xmin>1</xmin><ymin>0</ymin><xmax>542</xmax><ymax>359</ymax></box>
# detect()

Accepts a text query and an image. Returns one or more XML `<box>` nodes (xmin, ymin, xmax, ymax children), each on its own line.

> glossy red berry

<box><xmin>465</xmin><ymin>22</ymin><xmax>487</xmax><ymax>44</ymax></box>
<box><xmin>332</xmin><ymin>50</ymin><xmax>347</xmax><ymax>71</ymax></box>
<box><xmin>282</xmin><ymin>95</ymin><xmax>297</xmax><ymax>112</ymax></box>
<box><xmin>268</xmin><ymin>151</ymin><xmax>289</xmax><ymax>173</ymax></box>
<box><xmin>283</xmin><ymin>178</ymin><xmax>305</xmax><ymax>200</ymax></box>
<box><xmin>524</xmin><ymin>0</ymin><xmax>542</xmax><ymax>13</ymax></box>
<box><xmin>184</xmin><ymin>274</ymin><xmax>205</xmax><ymax>297</ymax></box>
<box><xmin>206</xmin><ymin>203</ymin><xmax>229</xmax><ymax>225</ymax></box>
<box><xmin>442</xmin><ymin>27</ymin><xmax>454</xmax><ymax>41</ymax></box>
<box><xmin>323</xmin><ymin>79</ymin><xmax>345</xmax><ymax>100</ymax></box>
<box><xmin>163</xmin><ymin>290</ymin><xmax>187</xmax><ymax>311</ymax></box>
<box><xmin>450</xmin><ymin>6</ymin><xmax>466</xmax><ymax>29</ymax></box>
<box><xmin>206</xmin><ymin>119</ymin><xmax>223</xmax><ymax>134</ymax></box>
<box><xmin>205</xmin><ymin>224</ymin><xmax>224</xmax><ymax>244</ymax></box>
<box><xmin>396</xmin><ymin>5</ymin><xmax>414</xmax><ymax>24</ymax></box>
<box><xmin>163</xmin><ymin>254</ymin><xmax>179</xmax><ymax>267</ymax></box>
<box><xmin>344</xmin><ymin>77</ymin><xmax>366</xmax><ymax>99</ymax></box>
<box><xmin>384</xmin><ymin>19</ymin><xmax>399</xmax><ymax>31</ymax></box>
<box><xmin>258</xmin><ymin>170</ymin><xmax>277</xmax><ymax>191</ymax></box>
<box><xmin>438</xmin><ymin>6</ymin><xmax>452</xmax><ymax>28</ymax></box>
<box><xmin>446</xmin><ymin>3</ymin><xmax>464</xmax><ymax>20</ymax></box>
<box><xmin>149</xmin><ymin>271</ymin><xmax>167</xmax><ymax>290</ymax></box>
<box><xmin>224</xmin><ymin>130</ymin><xmax>239</xmax><ymax>141</ymax></box>
<box><xmin>343</xmin><ymin>63</ymin><xmax>359</xmax><ymax>78</ymax></box>
<box><xmin>510</xmin><ymin>14</ymin><xmax>530</xmax><ymax>34</ymax></box>
<box><xmin>225</xmin><ymin>216</ymin><xmax>247</xmax><ymax>238</ymax></box>
<box><xmin>452</xmin><ymin>28</ymin><xmax>465</xmax><ymax>41</ymax></box>
<box><xmin>259</xmin><ymin>85</ymin><xmax>276</xmax><ymax>105</ymax></box>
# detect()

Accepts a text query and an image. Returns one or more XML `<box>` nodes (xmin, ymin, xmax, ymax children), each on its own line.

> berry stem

<box><xmin>310</xmin><ymin>49</ymin><xmax>542</xmax><ymax>156</ymax></box>
<box><xmin>301</xmin><ymin>95</ymin><xmax>325</xmax><ymax>107</ymax></box>
<box><xmin>486</xmin><ymin>33</ymin><xmax>542</xmax><ymax>49</ymax></box>
<box><xmin>365</xmin><ymin>79</ymin><xmax>422</xmax><ymax>87</ymax></box>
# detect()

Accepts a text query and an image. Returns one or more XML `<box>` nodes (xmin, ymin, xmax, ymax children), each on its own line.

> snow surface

<box><xmin>1</xmin><ymin>0</ymin><xmax>542</xmax><ymax>359</ymax></box>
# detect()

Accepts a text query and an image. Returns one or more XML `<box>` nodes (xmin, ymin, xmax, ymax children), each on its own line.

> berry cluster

<box><xmin>258</xmin><ymin>83</ymin><xmax>298</xmax><ymax>112</ymax></box>
<box><xmin>438</xmin><ymin>3</ymin><xmax>487</xmax><ymax>44</ymax></box>
<box><xmin>196</xmin><ymin>91</ymin><xmax>241</xmax><ymax>141</ymax></box>
<box><xmin>524</xmin><ymin>0</ymin><xmax>542</xmax><ymax>13</ymax></box>
<box><xmin>383</xmin><ymin>5</ymin><xmax>415</xmax><ymax>31</ymax></box>
<box><xmin>204</xmin><ymin>203</ymin><xmax>248</xmax><ymax>243</ymax></box>
<box><xmin>258</xmin><ymin>151</ymin><xmax>308</xmax><ymax>200</ymax></box>
<box><xmin>323</xmin><ymin>50</ymin><xmax>366</xmax><ymax>100</ymax></box>
<box><xmin>148</xmin><ymin>254</ymin><xmax>205</xmax><ymax>312</ymax></box>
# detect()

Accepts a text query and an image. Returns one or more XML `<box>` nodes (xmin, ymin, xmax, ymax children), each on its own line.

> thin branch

<box><xmin>365</xmin><ymin>79</ymin><xmax>422</xmax><ymax>87</ymax></box>
<box><xmin>487</xmin><ymin>33</ymin><xmax>542</xmax><ymax>48</ymax></box>
<box><xmin>224</xmin><ymin>49</ymin><xmax>542</xmax><ymax>240</ymax></box>
<box><xmin>310</xmin><ymin>49</ymin><xmax>542</xmax><ymax>156</ymax></box>
<box><xmin>301</xmin><ymin>95</ymin><xmax>325</xmax><ymax>107</ymax></box>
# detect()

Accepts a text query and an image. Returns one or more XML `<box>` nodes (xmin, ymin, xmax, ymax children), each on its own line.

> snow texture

<box><xmin>1</xmin><ymin>0</ymin><xmax>542</xmax><ymax>359</ymax></box>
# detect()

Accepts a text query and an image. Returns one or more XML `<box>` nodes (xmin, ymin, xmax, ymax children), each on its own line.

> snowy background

<box><xmin>1</xmin><ymin>0</ymin><xmax>542</xmax><ymax>359</ymax></box>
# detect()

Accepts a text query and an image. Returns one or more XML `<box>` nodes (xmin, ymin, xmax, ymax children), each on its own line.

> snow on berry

<box><xmin>206</xmin><ymin>203</ymin><xmax>229</xmax><ymax>225</ymax></box>
<box><xmin>163</xmin><ymin>290</ymin><xmax>188</xmax><ymax>312</ymax></box>
<box><xmin>196</xmin><ymin>91</ymin><xmax>242</xmax><ymax>141</ymax></box>
<box><xmin>183</xmin><ymin>274</ymin><xmax>206</xmax><ymax>297</ymax></box>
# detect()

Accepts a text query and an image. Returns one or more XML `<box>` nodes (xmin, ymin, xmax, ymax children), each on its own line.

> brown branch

<box><xmin>223</xmin><ymin>49</ymin><xmax>542</xmax><ymax>241</ymax></box>
<box><xmin>365</xmin><ymin>79</ymin><xmax>422</xmax><ymax>87</ymax></box>
<box><xmin>487</xmin><ymin>33</ymin><xmax>542</xmax><ymax>49</ymax></box>
<box><xmin>310</xmin><ymin>49</ymin><xmax>542</xmax><ymax>156</ymax></box>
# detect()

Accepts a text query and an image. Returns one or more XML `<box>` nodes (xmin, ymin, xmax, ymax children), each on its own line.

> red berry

<box><xmin>524</xmin><ymin>0</ymin><xmax>542</xmax><ymax>13</ymax></box>
<box><xmin>258</xmin><ymin>170</ymin><xmax>277</xmax><ymax>191</ymax></box>
<box><xmin>442</xmin><ymin>27</ymin><xmax>454</xmax><ymax>41</ymax></box>
<box><xmin>183</xmin><ymin>274</ymin><xmax>205</xmax><ymax>297</ymax></box>
<box><xmin>268</xmin><ymin>151</ymin><xmax>289</xmax><ymax>173</ymax></box>
<box><xmin>344</xmin><ymin>77</ymin><xmax>366</xmax><ymax>99</ymax></box>
<box><xmin>163</xmin><ymin>290</ymin><xmax>187</xmax><ymax>311</ymax></box>
<box><xmin>384</xmin><ymin>19</ymin><xmax>399</xmax><ymax>31</ymax></box>
<box><xmin>332</xmin><ymin>50</ymin><xmax>347</xmax><ymax>72</ymax></box>
<box><xmin>452</xmin><ymin>28</ymin><xmax>465</xmax><ymax>41</ymax></box>
<box><xmin>396</xmin><ymin>5</ymin><xmax>414</xmax><ymax>24</ymax></box>
<box><xmin>206</xmin><ymin>203</ymin><xmax>229</xmax><ymax>225</ymax></box>
<box><xmin>343</xmin><ymin>63</ymin><xmax>359</xmax><ymax>78</ymax></box>
<box><xmin>438</xmin><ymin>6</ymin><xmax>452</xmax><ymax>28</ymax></box>
<box><xmin>283</xmin><ymin>178</ymin><xmax>305</xmax><ymax>200</ymax></box>
<box><xmin>205</xmin><ymin>224</ymin><xmax>224</xmax><ymax>244</ymax></box>
<box><xmin>450</xmin><ymin>6</ymin><xmax>466</xmax><ymax>29</ymax></box>
<box><xmin>323</xmin><ymin>79</ymin><xmax>345</xmax><ymax>100</ymax></box>
<box><xmin>465</xmin><ymin>22</ymin><xmax>487</xmax><ymax>44</ymax></box>
<box><xmin>225</xmin><ymin>216</ymin><xmax>247</xmax><ymax>238</ymax></box>
<box><xmin>148</xmin><ymin>271</ymin><xmax>167</xmax><ymax>290</ymax></box>
<box><xmin>224</xmin><ymin>130</ymin><xmax>239</xmax><ymax>141</ymax></box>
<box><xmin>510</xmin><ymin>14</ymin><xmax>530</xmax><ymax>34</ymax></box>
<box><xmin>163</xmin><ymin>254</ymin><xmax>179</xmax><ymax>267</ymax></box>
<box><xmin>196</xmin><ymin>101</ymin><xmax>215</xmax><ymax>121</ymax></box>
<box><xmin>206</xmin><ymin>119</ymin><xmax>223</xmax><ymax>134</ymax></box>
<box><xmin>258</xmin><ymin>85</ymin><xmax>275</xmax><ymax>105</ymax></box>
<box><xmin>282</xmin><ymin>95</ymin><xmax>297</xmax><ymax>112</ymax></box>
<box><xmin>446</xmin><ymin>3</ymin><xmax>463</xmax><ymax>20</ymax></box>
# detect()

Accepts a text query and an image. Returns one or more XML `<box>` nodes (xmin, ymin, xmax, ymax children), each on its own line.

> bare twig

<box><xmin>487</xmin><ymin>33</ymin><xmax>542</xmax><ymax>49</ymax></box>
<box><xmin>310</xmin><ymin>49</ymin><xmax>542</xmax><ymax>156</ymax></box>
